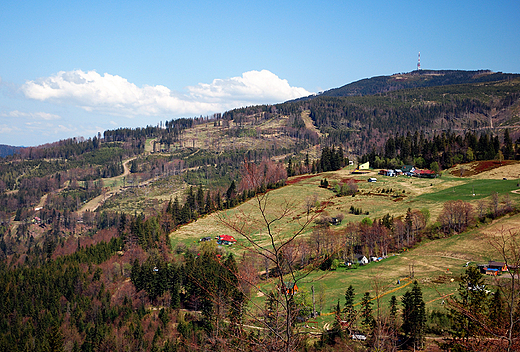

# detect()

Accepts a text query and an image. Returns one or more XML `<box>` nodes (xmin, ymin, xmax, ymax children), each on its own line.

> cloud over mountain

<box><xmin>21</xmin><ymin>70</ymin><xmax>312</xmax><ymax>117</ymax></box>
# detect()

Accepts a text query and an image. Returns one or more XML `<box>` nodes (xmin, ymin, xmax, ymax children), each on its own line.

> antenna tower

<box><xmin>417</xmin><ymin>52</ymin><xmax>421</xmax><ymax>70</ymax></box>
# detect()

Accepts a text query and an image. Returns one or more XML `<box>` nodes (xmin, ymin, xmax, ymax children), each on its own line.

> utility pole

<box><xmin>311</xmin><ymin>285</ymin><xmax>316</xmax><ymax>318</ymax></box>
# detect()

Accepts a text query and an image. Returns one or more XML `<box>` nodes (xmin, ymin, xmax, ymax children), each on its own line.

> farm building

<box><xmin>355</xmin><ymin>254</ymin><xmax>369</xmax><ymax>265</ymax></box>
<box><xmin>217</xmin><ymin>235</ymin><xmax>237</xmax><ymax>245</ymax></box>
<box><xmin>413</xmin><ymin>169</ymin><xmax>438</xmax><ymax>178</ymax></box>
<box><xmin>479</xmin><ymin>261</ymin><xmax>508</xmax><ymax>275</ymax></box>
<box><xmin>379</xmin><ymin>169</ymin><xmax>397</xmax><ymax>177</ymax></box>
<box><xmin>402</xmin><ymin>165</ymin><xmax>415</xmax><ymax>173</ymax></box>
<box><xmin>358</xmin><ymin>162</ymin><xmax>370</xmax><ymax>170</ymax></box>
<box><xmin>280</xmin><ymin>282</ymin><xmax>299</xmax><ymax>295</ymax></box>
<box><xmin>368</xmin><ymin>178</ymin><xmax>377</xmax><ymax>182</ymax></box>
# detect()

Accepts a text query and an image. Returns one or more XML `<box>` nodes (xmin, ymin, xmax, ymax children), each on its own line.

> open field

<box><xmin>170</xmin><ymin>163</ymin><xmax>520</xmax><ymax>249</ymax></box>
<box><xmin>169</xmin><ymin>161</ymin><xmax>520</xmax><ymax>330</ymax></box>
<box><xmin>246</xmin><ymin>212</ymin><xmax>520</xmax><ymax>332</ymax></box>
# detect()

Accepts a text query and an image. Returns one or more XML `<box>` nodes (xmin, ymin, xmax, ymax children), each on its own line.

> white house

<box><xmin>355</xmin><ymin>254</ymin><xmax>369</xmax><ymax>265</ymax></box>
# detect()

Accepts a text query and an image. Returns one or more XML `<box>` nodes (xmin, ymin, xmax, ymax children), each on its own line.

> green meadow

<box><xmin>169</xmin><ymin>164</ymin><xmax>520</xmax><ymax>328</ymax></box>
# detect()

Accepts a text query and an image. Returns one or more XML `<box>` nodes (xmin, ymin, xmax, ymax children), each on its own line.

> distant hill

<box><xmin>313</xmin><ymin>70</ymin><xmax>520</xmax><ymax>98</ymax></box>
<box><xmin>0</xmin><ymin>144</ymin><xmax>23</xmax><ymax>158</ymax></box>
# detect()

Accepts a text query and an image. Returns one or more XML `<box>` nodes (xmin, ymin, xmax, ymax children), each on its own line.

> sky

<box><xmin>1</xmin><ymin>1</ymin><xmax>519</xmax><ymax>147</ymax></box>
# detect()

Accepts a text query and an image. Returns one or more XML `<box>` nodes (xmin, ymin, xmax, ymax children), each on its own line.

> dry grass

<box><xmin>176</xmin><ymin>118</ymin><xmax>298</xmax><ymax>153</ymax></box>
<box><xmin>170</xmin><ymin>162</ymin><xmax>520</xmax><ymax>249</ymax></box>
<box><xmin>300</xmin><ymin>110</ymin><xmax>322</xmax><ymax>137</ymax></box>
<box><xmin>449</xmin><ymin>160</ymin><xmax>520</xmax><ymax>179</ymax></box>
<box><xmin>168</xmin><ymin>163</ymin><xmax>520</xmax><ymax>319</ymax></box>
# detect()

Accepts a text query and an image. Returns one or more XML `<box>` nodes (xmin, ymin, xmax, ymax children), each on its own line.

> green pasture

<box><xmin>415</xmin><ymin>175</ymin><xmax>520</xmax><ymax>203</ymax></box>
<box><xmin>168</xmin><ymin>165</ymin><xmax>520</xmax><ymax>330</ymax></box>
<box><xmin>247</xmin><ymin>212</ymin><xmax>520</xmax><ymax>329</ymax></box>
<box><xmin>170</xmin><ymin>166</ymin><xmax>520</xmax><ymax>250</ymax></box>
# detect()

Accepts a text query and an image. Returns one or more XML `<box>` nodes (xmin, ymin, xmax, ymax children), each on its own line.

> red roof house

<box><xmin>217</xmin><ymin>235</ymin><xmax>237</xmax><ymax>245</ymax></box>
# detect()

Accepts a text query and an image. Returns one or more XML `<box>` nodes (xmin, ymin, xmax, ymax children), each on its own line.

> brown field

<box><xmin>450</xmin><ymin>160</ymin><xmax>520</xmax><ymax>178</ymax></box>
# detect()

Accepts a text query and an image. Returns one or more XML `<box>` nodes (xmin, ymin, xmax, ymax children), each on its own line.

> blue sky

<box><xmin>1</xmin><ymin>0</ymin><xmax>519</xmax><ymax>146</ymax></box>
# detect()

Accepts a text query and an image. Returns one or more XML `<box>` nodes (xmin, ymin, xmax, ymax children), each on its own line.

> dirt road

<box><xmin>78</xmin><ymin>156</ymin><xmax>136</xmax><ymax>213</ymax></box>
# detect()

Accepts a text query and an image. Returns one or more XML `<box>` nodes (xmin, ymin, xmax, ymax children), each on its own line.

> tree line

<box><xmin>361</xmin><ymin>129</ymin><xmax>519</xmax><ymax>171</ymax></box>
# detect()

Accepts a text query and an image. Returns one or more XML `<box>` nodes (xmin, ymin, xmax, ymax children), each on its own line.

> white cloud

<box><xmin>0</xmin><ymin>124</ymin><xmax>17</xmax><ymax>134</ymax></box>
<box><xmin>21</xmin><ymin>69</ymin><xmax>312</xmax><ymax>117</ymax></box>
<box><xmin>187</xmin><ymin>70</ymin><xmax>311</xmax><ymax>103</ymax></box>
<box><xmin>2</xmin><ymin>110</ymin><xmax>61</xmax><ymax>120</ymax></box>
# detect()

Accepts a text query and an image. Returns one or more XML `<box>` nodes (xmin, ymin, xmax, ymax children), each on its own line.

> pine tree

<box><xmin>360</xmin><ymin>292</ymin><xmax>374</xmax><ymax>332</ymax></box>
<box><xmin>503</xmin><ymin>128</ymin><xmax>514</xmax><ymax>160</ymax></box>
<box><xmin>401</xmin><ymin>281</ymin><xmax>426</xmax><ymax>349</ymax></box>
<box><xmin>343</xmin><ymin>285</ymin><xmax>357</xmax><ymax>331</ymax></box>
<box><xmin>448</xmin><ymin>266</ymin><xmax>489</xmax><ymax>342</ymax></box>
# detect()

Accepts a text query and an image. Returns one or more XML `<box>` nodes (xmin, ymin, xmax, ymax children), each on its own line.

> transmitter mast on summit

<box><xmin>417</xmin><ymin>52</ymin><xmax>421</xmax><ymax>71</ymax></box>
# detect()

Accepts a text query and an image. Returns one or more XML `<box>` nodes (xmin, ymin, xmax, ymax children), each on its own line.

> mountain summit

<box><xmin>317</xmin><ymin>70</ymin><xmax>520</xmax><ymax>98</ymax></box>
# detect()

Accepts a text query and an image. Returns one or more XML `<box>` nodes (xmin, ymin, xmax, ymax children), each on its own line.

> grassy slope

<box><xmin>170</xmin><ymin>165</ymin><xmax>520</xmax><ymax>247</ymax></box>
<box><xmin>169</xmin><ymin>162</ymin><xmax>520</xmax><ymax>328</ymax></box>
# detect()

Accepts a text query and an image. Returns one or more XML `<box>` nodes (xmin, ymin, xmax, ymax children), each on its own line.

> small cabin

<box><xmin>280</xmin><ymin>282</ymin><xmax>299</xmax><ymax>295</ymax></box>
<box><xmin>368</xmin><ymin>178</ymin><xmax>377</xmax><ymax>183</ymax></box>
<box><xmin>355</xmin><ymin>254</ymin><xmax>369</xmax><ymax>265</ymax></box>
<box><xmin>216</xmin><ymin>235</ymin><xmax>237</xmax><ymax>245</ymax></box>
<box><xmin>329</xmin><ymin>217</ymin><xmax>341</xmax><ymax>226</ymax></box>
<box><xmin>358</xmin><ymin>162</ymin><xmax>370</xmax><ymax>170</ymax></box>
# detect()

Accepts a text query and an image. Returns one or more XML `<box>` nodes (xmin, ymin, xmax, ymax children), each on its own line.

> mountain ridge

<box><xmin>293</xmin><ymin>69</ymin><xmax>520</xmax><ymax>101</ymax></box>
<box><xmin>0</xmin><ymin>144</ymin><xmax>24</xmax><ymax>158</ymax></box>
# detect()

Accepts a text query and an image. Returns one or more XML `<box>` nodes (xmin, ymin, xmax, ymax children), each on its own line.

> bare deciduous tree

<box><xmin>218</xmin><ymin>161</ymin><xmax>322</xmax><ymax>351</ymax></box>
<box><xmin>438</xmin><ymin>200</ymin><xmax>475</xmax><ymax>234</ymax></box>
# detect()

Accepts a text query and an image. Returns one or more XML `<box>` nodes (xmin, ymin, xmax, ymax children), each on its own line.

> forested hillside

<box><xmin>317</xmin><ymin>69</ymin><xmax>520</xmax><ymax>97</ymax></box>
<box><xmin>0</xmin><ymin>144</ymin><xmax>23</xmax><ymax>158</ymax></box>
<box><xmin>1</xmin><ymin>70</ymin><xmax>520</xmax><ymax>351</ymax></box>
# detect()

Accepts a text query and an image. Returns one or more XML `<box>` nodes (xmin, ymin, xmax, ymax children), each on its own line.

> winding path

<box><xmin>77</xmin><ymin>156</ymin><xmax>136</xmax><ymax>213</ymax></box>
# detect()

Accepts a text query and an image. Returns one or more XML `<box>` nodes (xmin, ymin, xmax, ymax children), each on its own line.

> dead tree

<box><xmin>218</xmin><ymin>161</ymin><xmax>322</xmax><ymax>352</ymax></box>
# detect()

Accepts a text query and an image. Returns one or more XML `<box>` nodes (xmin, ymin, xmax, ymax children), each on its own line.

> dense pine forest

<box><xmin>1</xmin><ymin>70</ymin><xmax>520</xmax><ymax>351</ymax></box>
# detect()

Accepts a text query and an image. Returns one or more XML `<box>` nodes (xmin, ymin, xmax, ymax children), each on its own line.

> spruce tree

<box><xmin>327</xmin><ymin>300</ymin><xmax>344</xmax><ymax>345</ymax></box>
<box><xmin>388</xmin><ymin>295</ymin><xmax>399</xmax><ymax>349</ymax></box>
<box><xmin>344</xmin><ymin>285</ymin><xmax>357</xmax><ymax>331</ymax></box>
<box><xmin>360</xmin><ymin>291</ymin><xmax>375</xmax><ymax>332</ymax></box>
<box><xmin>196</xmin><ymin>184</ymin><xmax>204</xmax><ymax>214</ymax></box>
<box><xmin>503</xmin><ymin>128</ymin><xmax>514</xmax><ymax>160</ymax></box>
<box><xmin>401</xmin><ymin>281</ymin><xmax>426</xmax><ymax>349</ymax></box>
<box><xmin>449</xmin><ymin>266</ymin><xmax>488</xmax><ymax>342</ymax></box>
<box><xmin>204</xmin><ymin>190</ymin><xmax>212</xmax><ymax>214</ymax></box>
